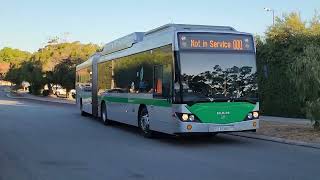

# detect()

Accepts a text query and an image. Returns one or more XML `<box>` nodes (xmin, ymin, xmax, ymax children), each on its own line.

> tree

<box><xmin>32</xmin><ymin>42</ymin><xmax>99</xmax><ymax>71</ymax></box>
<box><xmin>0</xmin><ymin>47</ymin><xmax>31</xmax><ymax>65</ymax></box>
<box><xmin>290</xmin><ymin>45</ymin><xmax>320</xmax><ymax>129</ymax></box>
<box><xmin>19</xmin><ymin>61</ymin><xmax>45</xmax><ymax>95</ymax></box>
<box><xmin>266</xmin><ymin>12</ymin><xmax>307</xmax><ymax>41</ymax></box>
<box><xmin>44</xmin><ymin>71</ymin><xmax>55</xmax><ymax>93</ymax></box>
<box><xmin>309</xmin><ymin>11</ymin><xmax>320</xmax><ymax>35</ymax></box>
<box><xmin>53</xmin><ymin>58</ymin><xmax>81</xmax><ymax>96</ymax></box>
<box><xmin>5</xmin><ymin>64</ymin><xmax>23</xmax><ymax>87</ymax></box>
<box><xmin>5</xmin><ymin>61</ymin><xmax>45</xmax><ymax>94</ymax></box>
<box><xmin>257</xmin><ymin>11</ymin><xmax>320</xmax><ymax>124</ymax></box>
<box><xmin>0</xmin><ymin>62</ymin><xmax>10</xmax><ymax>79</ymax></box>
<box><xmin>0</xmin><ymin>47</ymin><xmax>31</xmax><ymax>82</ymax></box>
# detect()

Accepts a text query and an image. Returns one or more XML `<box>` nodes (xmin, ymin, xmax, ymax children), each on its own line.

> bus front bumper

<box><xmin>175</xmin><ymin>119</ymin><xmax>259</xmax><ymax>133</ymax></box>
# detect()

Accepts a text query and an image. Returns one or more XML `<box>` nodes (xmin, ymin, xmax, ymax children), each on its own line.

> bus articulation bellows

<box><xmin>76</xmin><ymin>24</ymin><xmax>259</xmax><ymax>137</ymax></box>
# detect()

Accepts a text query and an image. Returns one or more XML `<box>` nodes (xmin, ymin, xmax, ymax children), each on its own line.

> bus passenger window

<box><xmin>154</xmin><ymin>65</ymin><xmax>163</xmax><ymax>97</ymax></box>
<box><xmin>155</xmin><ymin>79</ymin><xmax>162</xmax><ymax>95</ymax></box>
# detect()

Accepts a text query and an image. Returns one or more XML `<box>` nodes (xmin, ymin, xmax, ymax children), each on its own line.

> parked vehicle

<box><xmin>52</xmin><ymin>85</ymin><xmax>62</xmax><ymax>95</ymax></box>
<box><xmin>70</xmin><ymin>89</ymin><xmax>76</xmax><ymax>99</ymax></box>
<box><xmin>56</xmin><ymin>88</ymin><xmax>67</xmax><ymax>98</ymax></box>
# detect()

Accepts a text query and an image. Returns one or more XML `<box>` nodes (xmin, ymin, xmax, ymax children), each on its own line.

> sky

<box><xmin>0</xmin><ymin>0</ymin><xmax>319</xmax><ymax>52</ymax></box>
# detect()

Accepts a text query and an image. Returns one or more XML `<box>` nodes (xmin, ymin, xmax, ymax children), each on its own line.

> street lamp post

<box><xmin>264</xmin><ymin>8</ymin><xmax>275</xmax><ymax>26</ymax></box>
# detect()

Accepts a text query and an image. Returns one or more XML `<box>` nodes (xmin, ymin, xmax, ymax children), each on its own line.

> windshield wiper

<box><xmin>209</xmin><ymin>97</ymin><xmax>230</xmax><ymax>102</ymax></box>
<box><xmin>230</xmin><ymin>97</ymin><xmax>258</xmax><ymax>104</ymax></box>
<box><xmin>208</xmin><ymin>96</ymin><xmax>258</xmax><ymax>104</ymax></box>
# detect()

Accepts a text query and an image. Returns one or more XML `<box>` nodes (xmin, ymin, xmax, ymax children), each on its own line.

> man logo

<box><xmin>217</xmin><ymin>112</ymin><xmax>230</xmax><ymax>115</ymax></box>
<box><xmin>217</xmin><ymin>112</ymin><xmax>230</xmax><ymax>120</ymax></box>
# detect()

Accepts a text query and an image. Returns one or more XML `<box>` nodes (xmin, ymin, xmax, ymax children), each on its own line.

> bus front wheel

<box><xmin>138</xmin><ymin>106</ymin><xmax>153</xmax><ymax>138</ymax></box>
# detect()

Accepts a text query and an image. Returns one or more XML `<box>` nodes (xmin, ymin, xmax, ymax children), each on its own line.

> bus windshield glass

<box><xmin>178</xmin><ymin>51</ymin><xmax>258</xmax><ymax>103</ymax></box>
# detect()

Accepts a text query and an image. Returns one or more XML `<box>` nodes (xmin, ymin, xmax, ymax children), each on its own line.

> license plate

<box><xmin>209</xmin><ymin>125</ymin><xmax>235</xmax><ymax>132</ymax></box>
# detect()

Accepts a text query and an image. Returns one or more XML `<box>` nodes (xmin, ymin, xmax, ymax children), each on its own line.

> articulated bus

<box><xmin>76</xmin><ymin>24</ymin><xmax>259</xmax><ymax>137</ymax></box>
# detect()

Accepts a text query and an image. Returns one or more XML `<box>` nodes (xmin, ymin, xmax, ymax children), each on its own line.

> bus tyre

<box><xmin>80</xmin><ymin>100</ymin><xmax>86</xmax><ymax>116</ymax></box>
<box><xmin>138</xmin><ymin>107</ymin><xmax>153</xmax><ymax>138</ymax></box>
<box><xmin>101</xmin><ymin>103</ymin><xmax>111</xmax><ymax>126</ymax></box>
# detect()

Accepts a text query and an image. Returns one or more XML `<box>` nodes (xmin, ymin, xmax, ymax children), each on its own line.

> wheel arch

<box><xmin>138</xmin><ymin>104</ymin><xmax>147</xmax><ymax>116</ymax></box>
<box><xmin>100</xmin><ymin>100</ymin><xmax>106</xmax><ymax>115</ymax></box>
<box><xmin>138</xmin><ymin>104</ymin><xmax>147</xmax><ymax>124</ymax></box>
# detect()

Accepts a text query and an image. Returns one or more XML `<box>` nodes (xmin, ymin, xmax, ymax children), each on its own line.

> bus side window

<box><xmin>154</xmin><ymin>65</ymin><xmax>163</xmax><ymax>97</ymax></box>
<box><xmin>154</xmin><ymin>63</ymin><xmax>172</xmax><ymax>99</ymax></box>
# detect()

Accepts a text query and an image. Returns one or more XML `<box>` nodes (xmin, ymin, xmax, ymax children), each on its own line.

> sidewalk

<box><xmin>231</xmin><ymin>116</ymin><xmax>320</xmax><ymax>149</ymax></box>
<box><xmin>260</xmin><ymin>116</ymin><xmax>311</xmax><ymax>125</ymax></box>
<box><xmin>8</xmin><ymin>91</ymin><xmax>75</xmax><ymax>105</ymax></box>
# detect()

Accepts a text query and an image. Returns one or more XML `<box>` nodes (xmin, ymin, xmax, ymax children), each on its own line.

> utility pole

<box><xmin>264</xmin><ymin>8</ymin><xmax>275</xmax><ymax>26</ymax></box>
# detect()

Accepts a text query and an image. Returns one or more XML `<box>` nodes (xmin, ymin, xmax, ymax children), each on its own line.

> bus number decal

<box><xmin>232</xmin><ymin>40</ymin><xmax>243</xmax><ymax>50</ymax></box>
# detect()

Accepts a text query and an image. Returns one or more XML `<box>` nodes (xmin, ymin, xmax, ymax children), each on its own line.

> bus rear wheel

<box><xmin>138</xmin><ymin>107</ymin><xmax>153</xmax><ymax>138</ymax></box>
<box><xmin>80</xmin><ymin>99</ymin><xmax>86</xmax><ymax>116</ymax></box>
<box><xmin>101</xmin><ymin>103</ymin><xmax>111</xmax><ymax>126</ymax></box>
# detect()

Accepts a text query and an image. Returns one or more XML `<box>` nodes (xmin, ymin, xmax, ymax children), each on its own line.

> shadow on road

<box><xmin>83</xmin><ymin>114</ymin><xmax>252</xmax><ymax>147</ymax></box>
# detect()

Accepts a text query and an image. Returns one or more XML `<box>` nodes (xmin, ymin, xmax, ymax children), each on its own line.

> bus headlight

<box><xmin>182</xmin><ymin>114</ymin><xmax>189</xmax><ymax>121</ymax></box>
<box><xmin>188</xmin><ymin>115</ymin><xmax>195</xmax><ymax>121</ymax></box>
<box><xmin>245</xmin><ymin>111</ymin><xmax>259</xmax><ymax>120</ymax></box>
<box><xmin>176</xmin><ymin>113</ymin><xmax>199</xmax><ymax>122</ymax></box>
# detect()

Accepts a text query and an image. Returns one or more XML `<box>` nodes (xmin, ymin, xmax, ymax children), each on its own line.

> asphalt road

<box><xmin>0</xmin><ymin>86</ymin><xmax>320</xmax><ymax>180</ymax></box>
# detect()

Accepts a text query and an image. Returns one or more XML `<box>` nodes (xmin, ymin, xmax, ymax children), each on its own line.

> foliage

<box><xmin>0</xmin><ymin>62</ymin><xmax>10</xmax><ymax>80</ymax></box>
<box><xmin>2</xmin><ymin>42</ymin><xmax>98</xmax><ymax>94</ymax></box>
<box><xmin>32</xmin><ymin>42</ymin><xmax>99</xmax><ymax>71</ymax></box>
<box><xmin>5</xmin><ymin>61</ymin><xmax>45</xmax><ymax>94</ymax></box>
<box><xmin>5</xmin><ymin>64</ymin><xmax>23</xmax><ymax>87</ymax></box>
<box><xmin>290</xmin><ymin>44</ymin><xmax>320</xmax><ymax>128</ymax></box>
<box><xmin>42</xmin><ymin>90</ymin><xmax>50</xmax><ymax>97</ymax></box>
<box><xmin>53</xmin><ymin>58</ymin><xmax>81</xmax><ymax>93</ymax></box>
<box><xmin>257</xmin><ymin>12</ymin><xmax>320</xmax><ymax>122</ymax></box>
<box><xmin>20</xmin><ymin>61</ymin><xmax>45</xmax><ymax>95</ymax></box>
<box><xmin>266</xmin><ymin>12</ymin><xmax>307</xmax><ymax>40</ymax></box>
<box><xmin>44</xmin><ymin>71</ymin><xmax>54</xmax><ymax>93</ymax></box>
<box><xmin>0</xmin><ymin>47</ymin><xmax>31</xmax><ymax>65</ymax></box>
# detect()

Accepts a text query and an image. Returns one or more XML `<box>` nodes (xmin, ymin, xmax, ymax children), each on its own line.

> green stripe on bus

<box><xmin>102</xmin><ymin>96</ymin><xmax>171</xmax><ymax>107</ymax></box>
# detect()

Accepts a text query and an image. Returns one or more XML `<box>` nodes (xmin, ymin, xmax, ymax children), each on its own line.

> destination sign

<box><xmin>178</xmin><ymin>33</ymin><xmax>254</xmax><ymax>52</ymax></box>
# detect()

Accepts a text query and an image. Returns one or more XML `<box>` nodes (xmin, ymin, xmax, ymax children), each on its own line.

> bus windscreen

<box><xmin>178</xmin><ymin>33</ymin><xmax>254</xmax><ymax>52</ymax></box>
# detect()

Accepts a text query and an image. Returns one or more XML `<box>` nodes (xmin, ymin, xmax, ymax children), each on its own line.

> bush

<box><xmin>290</xmin><ymin>44</ymin><xmax>320</xmax><ymax>128</ymax></box>
<box><xmin>306</xmin><ymin>100</ymin><xmax>320</xmax><ymax>130</ymax></box>
<box><xmin>29</xmin><ymin>85</ymin><xmax>41</xmax><ymax>95</ymax></box>
<box><xmin>256</xmin><ymin>36</ymin><xmax>306</xmax><ymax>118</ymax></box>
<box><xmin>42</xmin><ymin>90</ymin><xmax>50</xmax><ymax>97</ymax></box>
<box><xmin>256</xmin><ymin>12</ymin><xmax>320</xmax><ymax>119</ymax></box>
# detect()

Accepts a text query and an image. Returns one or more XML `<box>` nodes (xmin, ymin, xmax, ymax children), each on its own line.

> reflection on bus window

<box><xmin>76</xmin><ymin>67</ymin><xmax>92</xmax><ymax>92</ymax></box>
<box><xmin>179</xmin><ymin>52</ymin><xmax>258</xmax><ymax>103</ymax></box>
<box><xmin>97</xmin><ymin>45</ymin><xmax>173</xmax><ymax>99</ymax></box>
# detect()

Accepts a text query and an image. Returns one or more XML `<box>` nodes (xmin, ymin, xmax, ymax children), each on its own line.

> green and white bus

<box><xmin>76</xmin><ymin>24</ymin><xmax>259</xmax><ymax>137</ymax></box>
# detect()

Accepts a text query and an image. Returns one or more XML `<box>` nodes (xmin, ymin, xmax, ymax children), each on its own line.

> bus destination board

<box><xmin>178</xmin><ymin>33</ymin><xmax>254</xmax><ymax>52</ymax></box>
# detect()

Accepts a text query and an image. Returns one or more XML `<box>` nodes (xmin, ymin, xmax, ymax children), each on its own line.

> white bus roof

<box><xmin>77</xmin><ymin>24</ymin><xmax>251</xmax><ymax>69</ymax></box>
<box><xmin>100</xmin><ymin>24</ymin><xmax>238</xmax><ymax>56</ymax></box>
<box><xmin>76</xmin><ymin>52</ymin><xmax>100</xmax><ymax>71</ymax></box>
